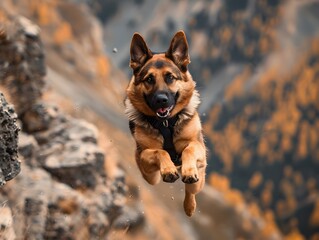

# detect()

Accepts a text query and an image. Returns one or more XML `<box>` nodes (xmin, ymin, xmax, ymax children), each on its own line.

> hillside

<box><xmin>199</xmin><ymin>1</ymin><xmax>319</xmax><ymax>239</ymax></box>
<box><xmin>205</xmin><ymin>38</ymin><xmax>319</xmax><ymax>239</ymax></box>
<box><xmin>95</xmin><ymin>0</ymin><xmax>319</xmax><ymax>238</ymax></box>
<box><xmin>1</xmin><ymin>0</ymin><xmax>319</xmax><ymax>239</ymax></box>
<box><xmin>0</xmin><ymin>13</ymin><xmax>130</xmax><ymax>239</ymax></box>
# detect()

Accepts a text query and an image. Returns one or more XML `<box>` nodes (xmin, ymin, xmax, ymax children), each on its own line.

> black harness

<box><xmin>144</xmin><ymin>115</ymin><xmax>182</xmax><ymax>166</ymax></box>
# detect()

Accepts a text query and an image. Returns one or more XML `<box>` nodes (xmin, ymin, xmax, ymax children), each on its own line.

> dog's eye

<box><xmin>146</xmin><ymin>75</ymin><xmax>155</xmax><ymax>85</ymax></box>
<box><xmin>165</xmin><ymin>73</ymin><xmax>175</xmax><ymax>84</ymax></box>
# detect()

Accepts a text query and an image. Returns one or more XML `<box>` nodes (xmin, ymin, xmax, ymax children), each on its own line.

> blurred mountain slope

<box><xmin>1</xmin><ymin>0</ymin><xmax>128</xmax><ymax>129</ymax></box>
<box><xmin>200</xmin><ymin>1</ymin><xmax>319</xmax><ymax>239</ymax></box>
<box><xmin>1</xmin><ymin>0</ymin><xmax>318</xmax><ymax>239</ymax></box>
<box><xmin>91</xmin><ymin>0</ymin><xmax>319</xmax><ymax>238</ymax></box>
<box><xmin>0</xmin><ymin>13</ymin><xmax>128</xmax><ymax>239</ymax></box>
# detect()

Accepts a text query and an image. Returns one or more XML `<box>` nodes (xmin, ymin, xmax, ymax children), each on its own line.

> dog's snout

<box><xmin>146</xmin><ymin>91</ymin><xmax>175</xmax><ymax>110</ymax></box>
<box><xmin>155</xmin><ymin>93</ymin><xmax>168</xmax><ymax>105</ymax></box>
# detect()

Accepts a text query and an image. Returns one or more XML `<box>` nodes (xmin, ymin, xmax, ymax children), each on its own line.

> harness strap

<box><xmin>145</xmin><ymin>115</ymin><xmax>181</xmax><ymax>166</ymax></box>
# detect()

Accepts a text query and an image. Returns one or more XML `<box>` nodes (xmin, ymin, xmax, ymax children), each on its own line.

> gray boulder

<box><xmin>0</xmin><ymin>93</ymin><xmax>20</xmax><ymax>186</ymax></box>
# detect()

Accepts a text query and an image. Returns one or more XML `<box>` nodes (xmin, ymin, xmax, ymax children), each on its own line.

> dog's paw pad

<box><xmin>162</xmin><ymin>172</ymin><xmax>179</xmax><ymax>183</ymax></box>
<box><xmin>182</xmin><ymin>167</ymin><xmax>199</xmax><ymax>184</ymax></box>
<box><xmin>182</xmin><ymin>174</ymin><xmax>199</xmax><ymax>184</ymax></box>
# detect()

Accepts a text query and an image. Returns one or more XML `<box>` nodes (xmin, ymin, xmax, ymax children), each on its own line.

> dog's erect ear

<box><xmin>130</xmin><ymin>33</ymin><xmax>153</xmax><ymax>72</ymax></box>
<box><xmin>165</xmin><ymin>31</ymin><xmax>190</xmax><ymax>72</ymax></box>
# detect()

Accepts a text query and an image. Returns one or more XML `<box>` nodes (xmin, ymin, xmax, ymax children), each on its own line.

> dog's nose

<box><xmin>155</xmin><ymin>93</ymin><xmax>168</xmax><ymax>105</ymax></box>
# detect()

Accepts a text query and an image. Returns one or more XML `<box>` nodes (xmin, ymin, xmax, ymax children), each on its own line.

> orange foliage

<box><xmin>54</xmin><ymin>21</ymin><xmax>73</xmax><ymax>45</ymax></box>
<box><xmin>219</xmin><ymin>150</ymin><xmax>233</xmax><ymax>172</ymax></box>
<box><xmin>283</xmin><ymin>165</ymin><xmax>293</xmax><ymax>178</ymax></box>
<box><xmin>209</xmin><ymin>173</ymin><xmax>229</xmax><ymax>192</ymax></box>
<box><xmin>262</xmin><ymin>181</ymin><xmax>274</xmax><ymax>207</ymax></box>
<box><xmin>284</xmin><ymin>230</ymin><xmax>305</xmax><ymax>240</ymax></box>
<box><xmin>293</xmin><ymin>172</ymin><xmax>303</xmax><ymax>186</ymax></box>
<box><xmin>0</xmin><ymin>10</ymin><xmax>6</xmax><ymax>22</ymax></box>
<box><xmin>244</xmin><ymin>43</ymin><xmax>255</xmax><ymax>57</ymax></box>
<box><xmin>261</xmin><ymin>210</ymin><xmax>280</xmax><ymax>238</ymax></box>
<box><xmin>296</xmin><ymin>68</ymin><xmax>317</xmax><ymax>107</ymax></box>
<box><xmin>251</xmin><ymin>16</ymin><xmax>262</xmax><ymax>29</ymax></box>
<box><xmin>310</xmin><ymin>200</ymin><xmax>319</xmax><ymax>227</ymax></box>
<box><xmin>205</xmin><ymin>36</ymin><xmax>319</xmax><ymax>239</ymax></box>
<box><xmin>224</xmin><ymin>122</ymin><xmax>243</xmax><ymax>155</ymax></box>
<box><xmin>249</xmin><ymin>172</ymin><xmax>263</xmax><ymax>189</ymax></box>
<box><xmin>248</xmin><ymin>202</ymin><xmax>262</xmax><ymax>218</ymax></box>
<box><xmin>257</xmin><ymin>137</ymin><xmax>269</xmax><ymax>157</ymax></box>
<box><xmin>307</xmin><ymin>178</ymin><xmax>317</xmax><ymax>192</ymax></box>
<box><xmin>261</xmin><ymin>188</ymin><xmax>272</xmax><ymax>207</ymax></box>
<box><xmin>271</xmin><ymin>104</ymin><xmax>300</xmax><ymax>137</ymax></box>
<box><xmin>276</xmin><ymin>200</ymin><xmax>285</xmax><ymax>218</ymax></box>
<box><xmin>286</xmin><ymin>197</ymin><xmax>297</xmax><ymax>214</ymax></box>
<box><xmin>30</xmin><ymin>0</ymin><xmax>57</xmax><ymax>26</ymax></box>
<box><xmin>240</xmin><ymin>149</ymin><xmax>252</xmax><ymax>166</ymax></box>
<box><xmin>210</xmin><ymin>173</ymin><xmax>246</xmax><ymax>211</ymax></box>
<box><xmin>224</xmin><ymin>189</ymin><xmax>244</xmax><ymax>207</ymax></box>
<box><xmin>280</xmin><ymin>179</ymin><xmax>294</xmax><ymax>197</ymax></box>
<box><xmin>224</xmin><ymin>68</ymin><xmax>251</xmax><ymax>101</ymax></box>
<box><xmin>259</xmin><ymin>36</ymin><xmax>270</xmax><ymax>54</ymax></box>
<box><xmin>204</xmin><ymin>105</ymin><xmax>221</xmax><ymax>132</ymax></box>
<box><xmin>281</xmin><ymin>135</ymin><xmax>292</xmax><ymax>153</ymax></box>
<box><xmin>96</xmin><ymin>55</ymin><xmax>110</xmax><ymax>78</ymax></box>
<box><xmin>235</xmin><ymin>32</ymin><xmax>244</xmax><ymax>48</ymax></box>
<box><xmin>309</xmin><ymin>126</ymin><xmax>318</xmax><ymax>155</ymax></box>
<box><xmin>36</xmin><ymin>3</ymin><xmax>51</xmax><ymax>25</ymax></box>
<box><xmin>220</xmin><ymin>26</ymin><xmax>232</xmax><ymax>44</ymax></box>
<box><xmin>297</xmin><ymin>121</ymin><xmax>309</xmax><ymax>159</ymax></box>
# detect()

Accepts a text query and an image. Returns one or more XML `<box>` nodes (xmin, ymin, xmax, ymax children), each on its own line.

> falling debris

<box><xmin>112</xmin><ymin>48</ymin><xmax>118</xmax><ymax>53</ymax></box>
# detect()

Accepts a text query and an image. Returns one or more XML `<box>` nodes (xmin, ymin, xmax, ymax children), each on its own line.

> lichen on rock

<box><xmin>0</xmin><ymin>93</ymin><xmax>20</xmax><ymax>186</ymax></box>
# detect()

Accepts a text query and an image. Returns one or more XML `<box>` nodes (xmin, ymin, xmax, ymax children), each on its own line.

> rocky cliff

<box><xmin>0</xmin><ymin>14</ymin><xmax>129</xmax><ymax>239</ymax></box>
<box><xmin>0</xmin><ymin>3</ymin><xmax>281</xmax><ymax>240</ymax></box>
<box><xmin>1</xmin><ymin>0</ymin><xmax>318</xmax><ymax>239</ymax></box>
<box><xmin>0</xmin><ymin>93</ymin><xmax>20</xmax><ymax>187</ymax></box>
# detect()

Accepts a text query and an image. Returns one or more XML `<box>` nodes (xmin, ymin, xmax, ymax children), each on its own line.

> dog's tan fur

<box><xmin>125</xmin><ymin>31</ymin><xmax>207</xmax><ymax>216</ymax></box>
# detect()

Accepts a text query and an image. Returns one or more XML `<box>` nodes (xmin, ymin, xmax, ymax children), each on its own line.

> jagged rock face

<box><xmin>12</xmin><ymin>129</ymin><xmax>126</xmax><ymax>239</ymax></box>
<box><xmin>0</xmin><ymin>17</ymin><xmax>46</xmax><ymax>116</ymax></box>
<box><xmin>30</xmin><ymin>107</ymin><xmax>107</xmax><ymax>189</ymax></box>
<box><xmin>0</xmin><ymin>15</ymin><xmax>129</xmax><ymax>239</ymax></box>
<box><xmin>0</xmin><ymin>93</ymin><xmax>20</xmax><ymax>186</ymax></box>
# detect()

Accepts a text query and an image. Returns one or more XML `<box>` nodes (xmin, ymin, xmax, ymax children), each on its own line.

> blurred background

<box><xmin>0</xmin><ymin>0</ymin><xmax>319</xmax><ymax>239</ymax></box>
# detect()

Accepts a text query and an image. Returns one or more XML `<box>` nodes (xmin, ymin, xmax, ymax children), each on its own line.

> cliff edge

<box><xmin>0</xmin><ymin>15</ymin><xmax>128</xmax><ymax>239</ymax></box>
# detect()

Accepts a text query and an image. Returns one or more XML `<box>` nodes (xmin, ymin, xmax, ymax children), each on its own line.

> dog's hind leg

<box><xmin>184</xmin><ymin>189</ymin><xmax>196</xmax><ymax>217</ymax></box>
<box><xmin>139</xmin><ymin>149</ymin><xmax>179</xmax><ymax>185</ymax></box>
<box><xmin>183</xmin><ymin>166</ymin><xmax>206</xmax><ymax>216</ymax></box>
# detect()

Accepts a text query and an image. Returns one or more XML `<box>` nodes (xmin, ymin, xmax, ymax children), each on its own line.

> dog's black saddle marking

<box><xmin>145</xmin><ymin>115</ymin><xmax>182</xmax><ymax>166</ymax></box>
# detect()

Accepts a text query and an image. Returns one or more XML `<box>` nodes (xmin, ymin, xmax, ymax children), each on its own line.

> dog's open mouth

<box><xmin>156</xmin><ymin>105</ymin><xmax>174</xmax><ymax>118</ymax></box>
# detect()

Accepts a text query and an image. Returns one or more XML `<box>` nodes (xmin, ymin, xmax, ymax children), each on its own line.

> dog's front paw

<box><xmin>161</xmin><ymin>167</ymin><xmax>179</xmax><ymax>183</ymax></box>
<box><xmin>182</xmin><ymin>167</ymin><xmax>199</xmax><ymax>184</ymax></box>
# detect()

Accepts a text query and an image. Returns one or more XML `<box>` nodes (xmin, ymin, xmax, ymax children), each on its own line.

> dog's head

<box><xmin>126</xmin><ymin>31</ymin><xmax>195</xmax><ymax>119</ymax></box>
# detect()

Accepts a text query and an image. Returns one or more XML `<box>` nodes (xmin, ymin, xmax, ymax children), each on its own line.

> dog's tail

<box><xmin>184</xmin><ymin>191</ymin><xmax>196</xmax><ymax>217</ymax></box>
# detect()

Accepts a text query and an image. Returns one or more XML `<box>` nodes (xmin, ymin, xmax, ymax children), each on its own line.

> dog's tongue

<box><xmin>158</xmin><ymin>107</ymin><xmax>168</xmax><ymax>114</ymax></box>
<box><xmin>156</xmin><ymin>106</ymin><xmax>174</xmax><ymax>118</ymax></box>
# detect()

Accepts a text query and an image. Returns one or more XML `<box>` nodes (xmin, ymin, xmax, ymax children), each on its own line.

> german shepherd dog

<box><xmin>125</xmin><ymin>31</ymin><xmax>207</xmax><ymax>216</ymax></box>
